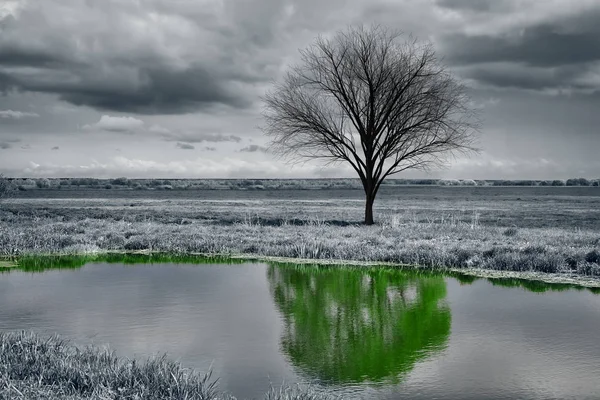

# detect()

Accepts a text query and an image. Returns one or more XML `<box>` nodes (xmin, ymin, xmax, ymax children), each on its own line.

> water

<box><xmin>1</xmin><ymin>261</ymin><xmax>599</xmax><ymax>399</ymax></box>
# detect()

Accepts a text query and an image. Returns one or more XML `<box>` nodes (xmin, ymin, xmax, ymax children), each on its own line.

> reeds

<box><xmin>1</xmin><ymin>197</ymin><xmax>599</xmax><ymax>279</ymax></box>
<box><xmin>0</xmin><ymin>331</ymin><xmax>340</xmax><ymax>400</ymax></box>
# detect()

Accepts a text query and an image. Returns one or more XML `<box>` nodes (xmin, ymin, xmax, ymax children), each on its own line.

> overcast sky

<box><xmin>0</xmin><ymin>0</ymin><xmax>598</xmax><ymax>179</ymax></box>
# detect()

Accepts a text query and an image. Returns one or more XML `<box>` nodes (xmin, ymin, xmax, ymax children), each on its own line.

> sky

<box><xmin>0</xmin><ymin>0</ymin><xmax>598</xmax><ymax>179</ymax></box>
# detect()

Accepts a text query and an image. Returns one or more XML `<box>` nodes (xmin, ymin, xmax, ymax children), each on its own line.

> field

<box><xmin>1</xmin><ymin>185</ymin><xmax>600</xmax><ymax>286</ymax></box>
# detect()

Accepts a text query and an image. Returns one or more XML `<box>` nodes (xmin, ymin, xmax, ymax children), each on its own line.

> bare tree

<box><xmin>262</xmin><ymin>25</ymin><xmax>480</xmax><ymax>225</ymax></box>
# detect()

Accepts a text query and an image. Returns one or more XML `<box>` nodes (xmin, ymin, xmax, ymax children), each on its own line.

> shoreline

<box><xmin>3</xmin><ymin>249</ymin><xmax>600</xmax><ymax>289</ymax></box>
<box><xmin>1</xmin><ymin>190</ymin><xmax>599</xmax><ymax>289</ymax></box>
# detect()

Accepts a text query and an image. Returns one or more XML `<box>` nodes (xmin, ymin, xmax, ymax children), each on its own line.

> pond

<box><xmin>1</xmin><ymin>257</ymin><xmax>599</xmax><ymax>399</ymax></box>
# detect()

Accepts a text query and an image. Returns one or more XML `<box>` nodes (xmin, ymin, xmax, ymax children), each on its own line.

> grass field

<box><xmin>1</xmin><ymin>186</ymin><xmax>599</xmax><ymax>285</ymax></box>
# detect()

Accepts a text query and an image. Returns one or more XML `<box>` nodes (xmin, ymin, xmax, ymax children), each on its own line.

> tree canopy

<box><xmin>263</xmin><ymin>25</ymin><xmax>480</xmax><ymax>224</ymax></box>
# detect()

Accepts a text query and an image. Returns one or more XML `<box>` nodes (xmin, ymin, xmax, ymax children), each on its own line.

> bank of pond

<box><xmin>1</xmin><ymin>254</ymin><xmax>599</xmax><ymax>399</ymax></box>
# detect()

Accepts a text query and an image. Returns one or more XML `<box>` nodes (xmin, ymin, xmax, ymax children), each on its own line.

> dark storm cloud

<box><xmin>1</xmin><ymin>63</ymin><xmax>249</xmax><ymax>115</ymax></box>
<box><xmin>0</xmin><ymin>1</ymin><xmax>278</xmax><ymax>115</ymax></box>
<box><xmin>54</xmin><ymin>67</ymin><xmax>249</xmax><ymax>114</ymax></box>
<box><xmin>176</xmin><ymin>142</ymin><xmax>195</xmax><ymax>150</ymax></box>
<box><xmin>443</xmin><ymin>23</ymin><xmax>600</xmax><ymax>67</ymax></box>
<box><xmin>0</xmin><ymin>70</ymin><xmax>18</xmax><ymax>92</ymax></box>
<box><xmin>239</xmin><ymin>145</ymin><xmax>268</xmax><ymax>153</ymax></box>
<box><xmin>51</xmin><ymin>146</ymin><xmax>59</xmax><ymax>150</ymax></box>
<box><xmin>440</xmin><ymin>7</ymin><xmax>600</xmax><ymax>93</ymax></box>
<box><xmin>0</xmin><ymin>142</ymin><xmax>11</xmax><ymax>149</ymax></box>
<box><xmin>458</xmin><ymin>63</ymin><xmax>594</xmax><ymax>92</ymax></box>
<box><xmin>0</xmin><ymin>44</ymin><xmax>67</xmax><ymax>68</ymax></box>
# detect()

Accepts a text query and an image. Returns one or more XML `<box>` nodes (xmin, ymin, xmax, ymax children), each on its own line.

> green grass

<box><xmin>8</xmin><ymin>253</ymin><xmax>241</xmax><ymax>272</ymax></box>
<box><xmin>2</xmin><ymin>253</ymin><xmax>597</xmax><ymax>295</ymax></box>
<box><xmin>485</xmin><ymin>277</ymin><xmax>584</xmax><ymax>293</ymax></box>
<box><xmin>0</xmin><ymin>331</ymin><xmax>340</xmax><ymax>400</ymax></box>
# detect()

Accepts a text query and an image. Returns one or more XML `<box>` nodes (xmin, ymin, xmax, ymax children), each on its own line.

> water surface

<box><xmin>1</xmin><ymin>260</ymin><xmax>599</xmax><ymax>399</ymax></box>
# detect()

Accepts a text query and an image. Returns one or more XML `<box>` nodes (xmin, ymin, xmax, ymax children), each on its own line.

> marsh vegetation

<box><xmin>0</xmin><ymin>331</ymin><xmax>338</xmax><ymax>400</ymax></box>
<box><xmin>1</xmin><ymin>186</ymin><xmax>599</xmax><ymax>285</ymax></box>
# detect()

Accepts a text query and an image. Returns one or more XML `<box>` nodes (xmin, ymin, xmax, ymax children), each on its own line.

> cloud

<box><xmin>0</xmin><ymin>138</ymin><xmax>20</xmax><ymax>149</ymax></box>
<box><xmin>148</xmin><ymin>124</ymin><xmax>171</xmax><ymax>134</ymax></box>
<box><xmin>160</xmin><ymin>131</ymin><xmax>242</xmax><ymax>143</ymax></box>
<box><xmin>82</xmin><ymin>115</ymin><xmax>144</xmax><ymax>133</ymax></box>
<box><xmin>148</xmin><ymin>124</ymin><xmax>233</xmax><ymax>147</ymax></box>
<box><xmin>457</xmin><ymin>62</ymin><xmax>600</xmax><ymax>94</ymax></box>
<box><xmin>439</xmin><ymin>6</ymin><xmax>600</xmax><ymax>94</ymax></box>
<box><xmin>0</xmin><ymin>1</ymin><xmax>24</xmax><ymax>19</ymax></box>
<box><xmin>1</xmin><ymin>0</ymin><xmax>600</xmax><ymax>181</ymax></box>
<box><xmin>443</xmin><ymin>21</ymin><xmax>600</xmax><ymax>68</ymax></box>
<box><xmin>176</xmin><ymin>142</ymin><xmax>195</xmax><ymax>150</ymax></box>
<box><xmin>239</xmin><ymin>144</ymin><xmax>268</xmax><ymax>153</ymax></box>
<box><xmin>468</xmin><ymin>97</ymin><xmax>500</xmax><ymax>110</ymax></box>
<box><xmin>1</xmin><ymin>0</ymin><xmax>412</xmax><ymax>116</ymax></box>
<box><xmin>15</xmin><ymin>155</ymin><xmax>366</xmax><ymax>179</ymax></box>
<box><xmin>8</xmin><ymin>0</ymin><xmax>593</xmax><ymax>115</ymax></box>
<box><xmin>436</xmin><ymin>0</ymin><xmax>506</xmax><ymax>13</ymax></box>
<box><xmin>50</xmin><ymin>104</ymin><xmax>79</xmax><ymax>114</ymax></box>
<box><xmin>0</xmin><ymin>0</ymin><xmax>280</xmax><ymax>114</ymax></box>
<box><xmin>442</xmin><ymin>153</ymin><xmax>584</xmax><ymax>179</ymax></box>
<box><xmin>20</xmin><ymin>156</ymin><xmax>284</xmax><ymax>178</ymax></box>
<box><xmin>0</xmin><ymin>110</ymin><xmax>39</xmax><ymax>119</ymax></box>
<box><xmin>51</xmin><ymin>146</ymin><xmax>59</xmax><ymax>150</ymax></box>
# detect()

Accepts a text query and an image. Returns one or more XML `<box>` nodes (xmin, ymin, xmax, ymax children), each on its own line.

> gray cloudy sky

<box><xmin>0</xmin><ymin>0</ymin><xmax>598</xmax><ymax>179</ymax></box>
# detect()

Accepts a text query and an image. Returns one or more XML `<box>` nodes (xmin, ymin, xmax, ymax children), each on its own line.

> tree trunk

<box><xmin>364</xmin><ymin>192</ymin><xmax>375</xmax><ymax>225</ymax></box>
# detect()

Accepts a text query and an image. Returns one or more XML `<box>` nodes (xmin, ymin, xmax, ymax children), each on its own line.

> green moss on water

<box><xmin>7</xmin><ymin>253</ymin><xmax>242</xmax><ymax>272</ymax></box>
<box><xmin>487</xmin><ymin>277</ymin><xmax>580</xmax><ymax>293</ymax></box>
<box><xmin>2</xmin><ymin>253</ymin><xmax>598</xmax><ymax>295</ymax></box>
<box><xmin>12</xmin><ymin>255</ymin><xmax>90</xmax><ymax>271</ymax></box>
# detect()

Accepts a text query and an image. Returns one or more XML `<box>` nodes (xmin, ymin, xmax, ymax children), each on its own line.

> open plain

<box><xmin>2</xmin><ymin>185</ymin><xmax>599</xmax><ymax>286</ymax></box>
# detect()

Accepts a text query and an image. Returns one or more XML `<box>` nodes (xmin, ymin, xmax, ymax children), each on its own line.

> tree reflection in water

<box><xmin>267</xmin><ymin>265</ymin><xmax>451</xmax><ymax>385</ymax></box>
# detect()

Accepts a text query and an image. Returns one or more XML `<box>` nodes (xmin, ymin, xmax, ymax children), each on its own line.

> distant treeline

<box><xmin>6</xmin><ymin>177</ymin><xmax>600</xmax><ymax>191</ymax></box>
